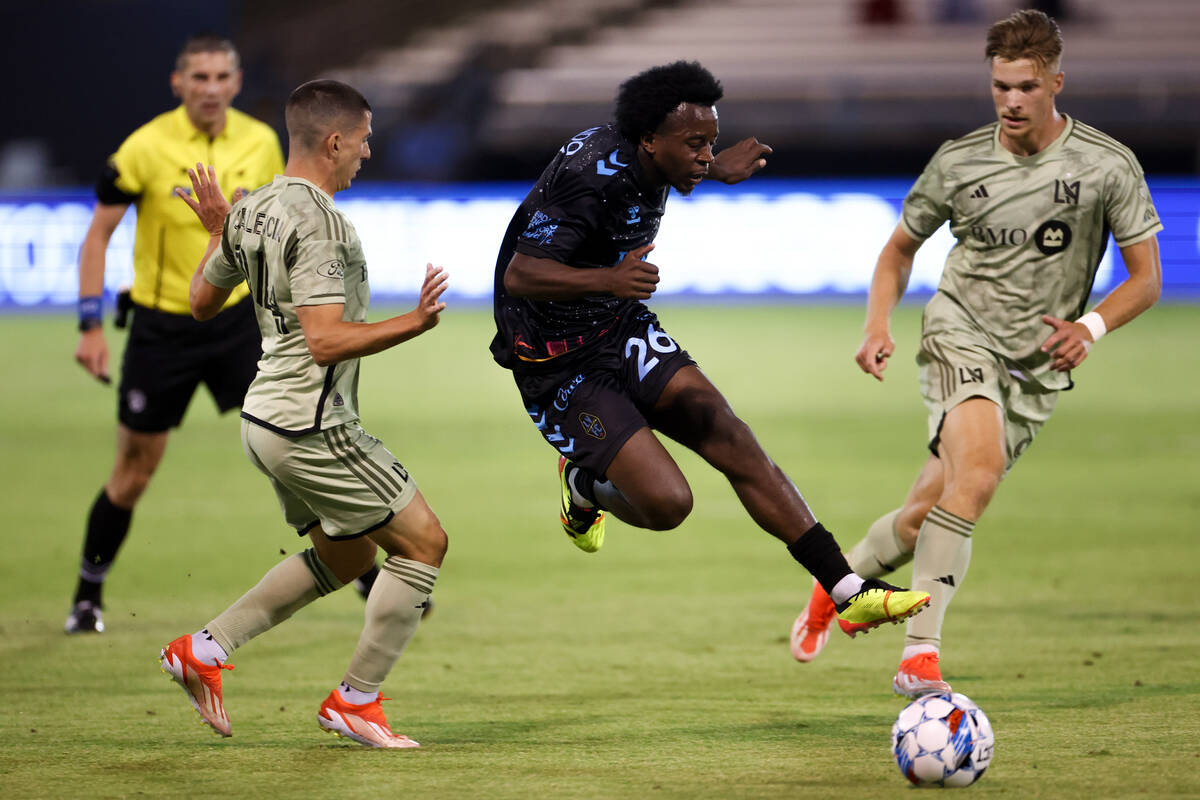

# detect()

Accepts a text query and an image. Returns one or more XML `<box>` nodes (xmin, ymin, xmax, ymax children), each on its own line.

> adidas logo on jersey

<box><xmin>969</xmin><ymin>184</ymin><xmax>989</xmax><ymax>199</ymax></box>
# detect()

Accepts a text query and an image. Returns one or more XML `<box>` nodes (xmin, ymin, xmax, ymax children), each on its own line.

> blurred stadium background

<box><xmin>3</xmin><ymin>4</ymin><xmax>1198</xmax><ymax>795</ymax></box>
<box><xmin>2</xmin><ymin>0</ymin><xmax>1197</xmax><ymax>308</ymax></box>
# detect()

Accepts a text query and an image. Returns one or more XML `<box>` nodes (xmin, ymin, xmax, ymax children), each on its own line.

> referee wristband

<box><xmin>78</xmin><ymin>295</ymin><xmax>102</xmax><ymax>332</ymax></box>
<box><xmin>1076</xmin><ymin>311</ymin><xmax>1107</xmax><ymax>342</ymax></box>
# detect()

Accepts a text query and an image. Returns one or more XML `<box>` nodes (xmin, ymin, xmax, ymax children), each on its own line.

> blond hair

<box><xmin>985</xmin><ymin>9</ymin><xmax>1063</xmax><ymax>73</ymax></box>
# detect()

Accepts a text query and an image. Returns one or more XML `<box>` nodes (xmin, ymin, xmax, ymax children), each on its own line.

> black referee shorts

<box><xmin>117</xmin><ymin>296</ymin><xmax>260</xmax><ymax>433</ymax></box>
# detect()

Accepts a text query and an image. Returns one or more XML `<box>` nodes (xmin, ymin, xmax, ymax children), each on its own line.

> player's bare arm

<box><xmin>177</xmin><ymin>163</ymin><xmax>243</xmax><ymax>320</ymax></box>
<box><xmin>74</xmin><ymin>202</ymin><xmax>130</xmax><ymax>384</ymax></box>
<box><xmin>708</xmin><ymin>137</ymin><xmax>773</xmax><ymax>184</ymax></box>
<box><xmin>1040</xmin><ymin>235</ymin><xmax>1162</xmax><ymax>371</ymax></box>
<box><xmin>504</xmin><ymin>243</ymin><xmax>659</xmax><ymax>301</ymax></box>
<box><xmin>855</xmin><ymin>225</ymin><xmax>922</xmax><ymax>381</ymax></box>
<box><xmin>296</xmin><ymin>264</ymin><xmax>448</xmax><ymax>366</ymax></box>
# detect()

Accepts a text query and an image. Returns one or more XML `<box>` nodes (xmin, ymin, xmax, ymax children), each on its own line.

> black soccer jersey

<box><xmin>491</xmin><ymin>123</ymin><xmax>668</xmax><ymax>374</ymax></box>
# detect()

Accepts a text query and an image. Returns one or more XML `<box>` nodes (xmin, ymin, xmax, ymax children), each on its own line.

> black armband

<box><xmin>95</xmin><ymin>163</ymin><xmax>139</xmax><ymax>206</ymax></box>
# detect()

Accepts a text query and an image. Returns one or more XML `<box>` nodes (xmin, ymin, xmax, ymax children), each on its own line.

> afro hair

<box><xmin>614</xmin><ymin>61</ymin><xmax>723</xmax><ymax>143</ymax></box>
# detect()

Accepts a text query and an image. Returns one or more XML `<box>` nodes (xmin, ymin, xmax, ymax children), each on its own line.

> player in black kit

<box><xmin>491</xmin><ymin>61</ymin><xmax>931</xmax><ymax>633</ymax></box>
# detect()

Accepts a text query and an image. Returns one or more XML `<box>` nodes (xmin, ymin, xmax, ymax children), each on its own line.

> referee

<box><xmin>68</xmin><ymin>35</ymin><xmax>284</xmax><ymax>633</ymax></box>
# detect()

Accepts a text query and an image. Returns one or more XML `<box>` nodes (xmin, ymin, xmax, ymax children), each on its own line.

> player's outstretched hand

<box><xmin>855</xmin><ymin>327</ymin><xmax>895</xmax><ymax>381</ymax></box>
<box><xmin>1039</xmin><ymin>314</ymin><xmax>1093</xmax><ymax>371</ymax></box>
<box><xmin>415</xmin><ymin>264</ymin><xmax>449</xmax><ymax>331</ymax></box>
<box><xmin>710</xmin><ymin>138</ymin><xmax>773</xmax><ymax>185</ymax></box>
<box><xmin>175</xmin><ymin>163</ymin><xmax>234</xmax><ymax>235</ymax></box>
<box><xmin>609</xmin><ymin>243</ymin><xmax>659</xmax><ymax>299</ymax></box>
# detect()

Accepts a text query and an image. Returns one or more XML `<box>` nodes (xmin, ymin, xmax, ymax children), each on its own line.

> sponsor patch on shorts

<box><xmin>579</xmin><ymin>412</ymin><xmax>606</xmax><ymax>439</ymax></box>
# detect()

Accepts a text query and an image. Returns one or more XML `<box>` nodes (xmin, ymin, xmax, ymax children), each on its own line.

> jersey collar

<box><xmin>279</xmin><ymin>174</ymin><xmax>338</xmax><ymax>202</ymax></box>
<box><xmin>993</xmin><ymin>114</ymin><xmax>1074</xmax><ymax>166</ymax></box>
<box><xmin>172</xmin><ymin>104</ymin><xmax>236</xmax><ymax>143</ymax></box>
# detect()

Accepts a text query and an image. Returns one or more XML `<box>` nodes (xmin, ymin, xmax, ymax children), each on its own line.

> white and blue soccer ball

<box><xmin>891</xmin><ymin>692</ymin><xmax>995</xmax><ymax>787</ymax></box>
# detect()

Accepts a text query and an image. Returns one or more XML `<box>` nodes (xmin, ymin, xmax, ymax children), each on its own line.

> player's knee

<box><xmin>423</xmin><ymin>523</ymin><xmax>449</xmax><ymax>563</ymax></box>
<box><xmin>641</xmin><ymin>484</ymin><xmax>693</xmax><ymax>530</ymax></box>
<box><xmin>105</xmin><ymin>470</ymin><xmax>153</xmax><ymax>507</ymax></box>
<box><xmin>946</xmin><ymin>465</ymin><xmax>1001</xmax><ymax>514</ymax></box>
<box><xmin>383</xmin><ymin>519</ymin><xmax>447</xmax><ymax>566</ymax></box>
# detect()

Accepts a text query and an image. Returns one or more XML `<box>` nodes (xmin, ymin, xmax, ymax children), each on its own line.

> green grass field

<box><xmin>1</xmin><ymin>304</ymin><xmax>1198</xmax><ymax>799</ymax></box>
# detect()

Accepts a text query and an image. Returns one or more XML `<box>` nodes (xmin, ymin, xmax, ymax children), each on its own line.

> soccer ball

<box><xmin>891</xmin><ymin>692</ymin><xmax>994</xmax><ymax>787</ymax></box>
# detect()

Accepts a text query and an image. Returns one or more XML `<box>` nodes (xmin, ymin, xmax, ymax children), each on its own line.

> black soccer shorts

<box><xmin>514</xmin><ymin>308</ymin><xmax>696</xmax><ymax>477</ymax></box>
<box><xmin>117</xmin><ymin>296</ymin><xmax>260</xmax><ymax>432</ymax></box>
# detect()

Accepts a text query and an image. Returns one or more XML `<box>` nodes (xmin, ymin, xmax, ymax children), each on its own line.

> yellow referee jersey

<box><xmin>108</xmin><ymin>105</ymin><xmax>283</xmax><ymax>314</ymax></box>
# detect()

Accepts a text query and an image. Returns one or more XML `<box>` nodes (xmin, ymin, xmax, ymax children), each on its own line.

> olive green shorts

<box><xmin>917</xmin><ymin>337</ymin><xmax>1058</xmax><ymax>474</ymax></box>
<box><xmin>241</xmin><ymin>420</ymin><xmax>418</xmax><ymax>538</ymax></box>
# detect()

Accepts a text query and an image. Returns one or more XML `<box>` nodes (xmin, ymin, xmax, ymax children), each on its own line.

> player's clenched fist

<box><xmin>608</xmin><ymin>243</ymin><xmax>659</xmax><ymax>300</ymax></box>
<box><xmin>855</xmin><ymin>328</ymin><xmax>895</xmax><ymax>381</ymax></box>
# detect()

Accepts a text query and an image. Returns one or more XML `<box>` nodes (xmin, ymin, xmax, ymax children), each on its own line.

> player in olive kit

<box><xmin>789</xmin><ymin>10</ymin><xmax>1163</xmax><ymax>698</ymax></box>
<box><xmin>159</xmin><ymin>80</ymin><xmax>449</xmax><ymax>748</ymax></box>
<box><xmin>492</xmin><ymin>61</ymin><xmax>930</xmax><ymax>633</ymax></box>
<box><xmin>67</xmin><ymin>36</ymin><xmax>284</xmax><ymax>633</ymax></box>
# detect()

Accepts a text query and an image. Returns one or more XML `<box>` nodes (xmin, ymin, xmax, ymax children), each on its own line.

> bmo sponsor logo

<box><xmin>969</xmin><ymin>225</ymin><xmax>1029</xmax><ymax>247</ymax></box>
<box><xmin>1033</xmin><ymin>220</ymin><xmax>1072</xmax><ymax>255</ymax></box>
<box><xmin>969</xmin><ymin>220</ymin><xmax>1072</xmax><ymax>255</ymax></box>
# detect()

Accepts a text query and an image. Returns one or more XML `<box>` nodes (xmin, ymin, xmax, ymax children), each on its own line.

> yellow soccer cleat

<box><xmin>836</xmin><ymin>579</ymin><xmax>930</xmax><ymax>637</ymax></box>
<box><xmin>559</xmin><ymin>456</ymin><xmax>605</xmax><ymax>553</ymax></box>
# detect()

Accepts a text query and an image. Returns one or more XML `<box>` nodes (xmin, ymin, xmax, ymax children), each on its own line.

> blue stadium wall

<box><xmin>1</xmin><ymin>178</ymin><xmax>1196</xmax><ymax>309</ymax></box>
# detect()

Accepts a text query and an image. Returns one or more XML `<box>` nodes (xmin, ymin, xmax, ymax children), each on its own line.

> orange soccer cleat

<box><xmin>790</xmin><ymin>580</ymin><xmax>837</xmax><ymax>662</ymax></box>
<box><xmin>318</xmin><ymin>690</ymin><xmax>420</xmax><ymax>749</ymax></box>
<box><xmin>893</xmin><ymin>651</ymin><xmax>953</xmax><ymax>699</ymax></box>
<box><xmin>160</xmin><ymin>634</ymin><xmax>234</xmax><ymax>737</ymax></box>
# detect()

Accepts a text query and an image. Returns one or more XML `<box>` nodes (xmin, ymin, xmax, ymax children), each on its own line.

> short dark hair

<box><xmin>285</xmin><ymin>80</ymin><xmax>372</xmax><ymax>153</ymax></box>
<box><xmin>614</xmin><ymin>61</ymin><xmax>724</xmax><ymax>143</ymax></box>
<box><xmin>985</xmin><ymin>9</ymin><xmax>1063</xmax><ymax>73</ymax></box>
<box><xmin>175</xmin><ymin>35</ymin><xmax>239</xmax><ymax>72</ymax></box>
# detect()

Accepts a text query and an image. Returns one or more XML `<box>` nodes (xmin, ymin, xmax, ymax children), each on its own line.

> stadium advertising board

<box><xmin>1</xmin><ymin>179</ymin><xmax>1195</xmax><ymax>308</ymax></box>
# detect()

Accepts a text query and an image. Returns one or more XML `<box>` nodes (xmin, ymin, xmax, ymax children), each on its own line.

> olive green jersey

<box><xmin>900</xmin><ymin>116</ymin><xmax>1162</xmax><ymax>389</ymax></box>
<box><xmin>203</xmin><ymin>175</ymin><xmax>368</xmax><ymax>436</ymax></box>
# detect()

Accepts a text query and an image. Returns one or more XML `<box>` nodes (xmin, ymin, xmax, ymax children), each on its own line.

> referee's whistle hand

<box><xmin>74</xmin><ymin>328</ymin><xmax>111</xmax><ymax>385</ymax></box>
